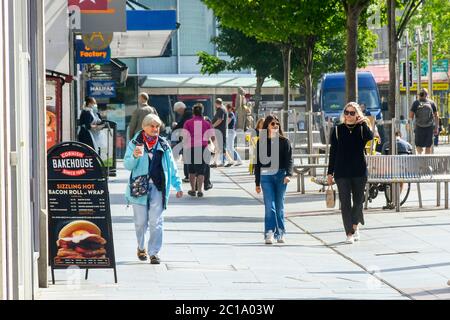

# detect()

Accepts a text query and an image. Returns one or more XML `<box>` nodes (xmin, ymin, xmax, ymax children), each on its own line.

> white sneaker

<box><xmin>277</xmin><ymin>236</ymin><xmax>285</xmax><ymax>244</ymax></box>
<box><xmin>353</xmin><ymin>229</ymin><xmax>360</xmax><ymax>241</ymax></box>
<box><xmin>265</xmin><ymin>231</ymin><xmax>274</xmax><ymax>244</ymax></box>
<box><xmin>346</xmin><ymin>235</ymin><xmax>355</xmax><ymax>244</ymax></box>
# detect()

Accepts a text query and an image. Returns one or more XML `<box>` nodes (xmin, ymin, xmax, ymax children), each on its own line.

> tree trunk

<box><xmin>345</xmin><ymin>6</ymin><xmax>360</xmax><ymax>103</ymax></box>
<box><xmin>281</xmin><ymin>45</ymin><xmax>291</xmax><ymax>132</ymax></box>
<box><xmin>302</xmin><ymin>37</ymin><xmax>315</xmax><ymax>156</ymax></box>
<box><xmin>254</xmin><ymin>73</ymin><xmax>265</xmax><ymax>115</ymax></box>
<box><xmin>387</xmin><ymin>0</ymin><xmax>397</xmax><ymax>120</ymax></box>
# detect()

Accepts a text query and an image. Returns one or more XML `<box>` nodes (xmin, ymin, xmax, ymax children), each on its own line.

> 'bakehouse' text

<box><xmin>52</xmin><ymin>158</ymin><xmax>94</xmax><ymax>169</ymax></box>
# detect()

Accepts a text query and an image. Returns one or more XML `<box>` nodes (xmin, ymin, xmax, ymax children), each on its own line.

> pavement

<box><xmin>37</xmin><ymin>143</ymin><xmax>450</xmax><ymax>300</ymax></box>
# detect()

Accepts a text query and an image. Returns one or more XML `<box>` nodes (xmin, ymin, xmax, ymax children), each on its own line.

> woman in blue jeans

<box><xmin>124</xmin><ymin>114</ymin><xmax>183</xmax><ymax>264</ymax></box>
<box><xmin>255</xmin><ymin>115</ymin><xmax>293</xmax><ymax>244</ymax></box>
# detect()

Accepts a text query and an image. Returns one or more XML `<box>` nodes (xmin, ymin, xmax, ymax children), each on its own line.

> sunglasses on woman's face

<box><xmin>344</xmin><ymin>110</ymin><xmax>356</xmax><ymax>116</ymax></box>
<box><xmin>270</xmin><ymin>122</ymin><xmax>279</xmax><ymax>127</ymax></box>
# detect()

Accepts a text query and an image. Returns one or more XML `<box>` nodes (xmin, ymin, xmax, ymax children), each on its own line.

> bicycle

<box><xmin>365</xmin><ymin>140</ymin><xmax>411</xmax><ymax>209</ymax></box>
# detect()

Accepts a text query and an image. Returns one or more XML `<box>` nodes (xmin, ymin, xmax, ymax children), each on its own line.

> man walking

<box><xmin>211</xmin><ymin>98</ymin><xmax>229</xmax><ymax>167</ymax></box>
<box><xmin>172</xmin><ymin>101</ymin><xmax>193</xmax><ymax>182</ymax></box>
<box><xmin>129</xmin><ymin>92</ymin><xmax>158</xmax><ymax>139</ymax></box>
<box><xmin>409</xmin><ymin>88</ymin><xmax>439</xmax><ymax>154</ymax></box>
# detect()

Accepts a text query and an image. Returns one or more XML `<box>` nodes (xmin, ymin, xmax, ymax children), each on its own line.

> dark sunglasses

<box><xmin>344</xmin><ymin>110</ymin><xmax>356</xmax><ymax>116</ymax></box>
<box><xmin>270</xmin><ymin>121</ymin><xmax>279</xmax><ymax>127</ymax></box>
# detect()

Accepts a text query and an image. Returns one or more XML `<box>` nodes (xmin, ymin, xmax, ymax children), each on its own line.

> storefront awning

<box><xmin>140</xmin><ymin>75</ymin><xmax>282</xmax><ymax>88</ymax></box>
<box><xmin>110</xmin><ymin>9</ymin><xmax>177</xmax><ymax>58</ymax></box>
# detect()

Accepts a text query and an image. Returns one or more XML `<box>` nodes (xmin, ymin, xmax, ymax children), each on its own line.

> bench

<box><xmin>293</xmin><ymin>154</ymin><xmax>328</xmax><ymax>194</ymax></box>
<box><xmin>365</xmin><ymin>155</ymin><xmax>450</xmax><ymax>211</ymax></box>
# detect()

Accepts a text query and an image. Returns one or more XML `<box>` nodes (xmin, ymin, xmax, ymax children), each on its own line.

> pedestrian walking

<box><xmin>124</xmin><ymin>114</ymin><xmax>183</xmax><ymax>264</ymax></box>
<box><xmin>128</xmin><ymin>92</ymin><xmax>158</xmax><ymax>140</ymax></box>
<box><xmin>327</xmin><ymin>102</ymin><xmax>374</xmax><ymax>244</ymax></box>
<box><xmin>409</xmin><ymin>88</ymin><xmax>439</xmax><ymax>154</ymax></box>
<box><xmin>172</xmin><ymin>101</ymin><xmax>193</xmax><ymax>183</ymax></box>
<box><xmin>255</xmin><ymin>115</ymin><xmax>293</xmax><ymax>244</ymax></box>
<box><xmin>78</xmin><ymin>96</ymin><xmax>105</xmax><ymax>153</ymax></box>
<box><xmin>226</xmin><ymin>104</ymin><xmax>243</xmax><ymax>166</ymax></box>
<box><xmin>211</xmin><ymin>98</ymin><xmax>229</xmax><ymax>167</ymax></box>
<box><xmin>183</xmin><ymin>103</ymin><xmax>215</xmax><ymax>198</ymax></box>
<box><xmin>249</xmin><ymin>118</ymin><xmax>265</xmax><ymax>175</ymax></box>
<box><xmin>203</xmin><ymin>116</ymin><xmax>213</xmax><ymax>191</ymax></box>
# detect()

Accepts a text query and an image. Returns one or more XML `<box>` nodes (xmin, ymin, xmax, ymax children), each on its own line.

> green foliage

<box><xmin>407</xmin><ymin>0</ymin><xmax>450</xmax><ymax>60</ymax></box>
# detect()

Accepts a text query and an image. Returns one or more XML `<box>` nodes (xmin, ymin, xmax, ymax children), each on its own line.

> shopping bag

<box><xmin>326</xmin><ymin>185</ymin><xmax>336</xmax><ymax>208</ymax></box>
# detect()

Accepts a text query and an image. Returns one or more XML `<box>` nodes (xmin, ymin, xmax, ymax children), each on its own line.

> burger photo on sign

<box><xmin>56</xmin><ymin>220</ymin><xmax>107</xmax><ymax>260</ymax></box>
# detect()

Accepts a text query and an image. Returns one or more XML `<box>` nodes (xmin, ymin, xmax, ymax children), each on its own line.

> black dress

<box><xmin>78</xmin><ymin>109</ymin><xmax>101</xmax><ymax>150</ymax></box>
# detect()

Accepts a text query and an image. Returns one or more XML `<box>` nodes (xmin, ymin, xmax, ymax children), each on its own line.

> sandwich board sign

<box><xmin>47</xmin><ymin>141</ymin><xmax>117</xmax><ymax>283</ymax></box>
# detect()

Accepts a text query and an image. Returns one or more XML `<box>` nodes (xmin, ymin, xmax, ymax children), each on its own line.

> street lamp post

<box><xmin>414</xmin><ymin>27</ymin><xmax>423</xmax><ymax>95</ymax></box>
<box><xmin>404</xmin><ymin>30</ymin><xmax>411</xmax><ymax>115</ymax></box>
<box><xmin>426</xmin><ymin>23</ymin><xmax>433</xmax><ymax>99</ymax></box>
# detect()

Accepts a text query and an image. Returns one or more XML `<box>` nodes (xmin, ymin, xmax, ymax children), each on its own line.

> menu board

<box><xmin>47</xmin><ymin>141</ymin><xmax>117</xmax><ymax>283</ymax></box>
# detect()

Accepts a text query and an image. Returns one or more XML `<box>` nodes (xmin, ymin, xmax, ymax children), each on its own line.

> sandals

<box><xmin>137</xmin><ymin>248</ymin><xmax>148</xmax><ymax>261</ymax></box>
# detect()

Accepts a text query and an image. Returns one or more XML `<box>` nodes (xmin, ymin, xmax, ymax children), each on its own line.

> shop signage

<box><xmin>421</xmin><ymin>59</ymin><xmax>449</xmax><ymax>76</ymax></box>
<box><xmin>400</xmin><ymin>82</ymin><xmax>449</xmax><ymax>92</ymax></box>
<box><xmin>68</xmin><ymin>0</ymin><xmax>108</xmax><ymax>11</ymax></box>
<box><xmin>87</xmin><ymin>80</ymin><xmax>116</xmax><ymax>98</ymax></box>
<box><xmin>68</xmin><ymin>0</ymin><xmax>126</xmax><ymax>33</ymax></box>
<box><xmin>48</xmin><ymin>142</ymin><xmax>117</xmax><ymax>283</ymax></box>
<box><xmin>82</xmin><ymin>32</ymin><xmax>114</xmax><ymax>50</ymax></box>
<box><xmin>75</xmin><ymin>40</ymin><xmax>110</xmax><ymax>64</ymax></box>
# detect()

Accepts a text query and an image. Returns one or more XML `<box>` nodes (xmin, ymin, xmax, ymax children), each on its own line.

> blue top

<box><xmin>228</xmin><ymin>112</ymin><xmax>236</xmax><ymax>130</ymax></box>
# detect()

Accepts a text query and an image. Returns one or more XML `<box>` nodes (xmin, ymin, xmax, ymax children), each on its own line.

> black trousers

<box><xmin>335</xmin><ymin>176</ymin><xmax>367</xmax><ymax>235</ymax></box>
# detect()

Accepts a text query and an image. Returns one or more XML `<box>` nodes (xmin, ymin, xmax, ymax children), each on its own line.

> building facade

<box><xmin>0</xmin><ymin>0</ymin><xmax>48</xmax><ymax>300</ymax></box>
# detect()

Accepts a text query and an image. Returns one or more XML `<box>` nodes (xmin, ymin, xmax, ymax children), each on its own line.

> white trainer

<box><xmin>346</xmin><ymin>235</ymin><xmax>355</xmax><ymax>244</ymax></box>
<box><xmin>265</xmin><ymin>231</ymin><xmax>274</xmax><ymax>244</ymax></box>
<box><xmin>277</xmin><ymin>235</ymin><xmax>285</xmax><ymax>243</ymax></box>
<box><xmin>353</xmin><ymin>229</ymin><xmax>360</xmax><ymax>241</ymax></box>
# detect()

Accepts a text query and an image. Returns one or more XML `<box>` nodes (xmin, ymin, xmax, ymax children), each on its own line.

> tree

<box><xmin>342</xmin><ymin>0</ymin><xmax>374</xmax><ymax>103</ymax></box>
<box><xmin>197</xmin><ymin>26</ymin><xmax>283</xmax><ymax>113</ymax></box>
<box><xmin>387</xmin><ymin>0</ymin><xmax>424</xmax><ymax>119</ymax></box>
<box><xmin>407</xmin><ymin>0</ymin><xmax>450</xmax><ymax>59</ymax></box>
<box><xmin>202</xmin><ymin>0</ymin><xmax>342</xmax><ymax>136</ymax></box>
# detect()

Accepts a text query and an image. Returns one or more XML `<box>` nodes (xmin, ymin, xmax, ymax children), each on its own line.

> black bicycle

<box><xmin>366</xmin><ymin>181</ymin><xmax>411</xmax><ymax>209</ymax></box>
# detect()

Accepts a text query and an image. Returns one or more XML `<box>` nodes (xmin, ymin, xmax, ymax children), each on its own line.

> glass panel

<box><xmin>179</xmin><ymin>0</ymin><xmax>215</xmax><ymax>55</ymax></box>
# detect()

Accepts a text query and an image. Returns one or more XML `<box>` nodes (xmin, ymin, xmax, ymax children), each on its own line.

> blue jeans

<box><xmin>132</xmin><ymin>183</ymin><xmax>164</xmax><ymax>256</ymax></box>
<box><xmin>227</xmin><ymin>130</ymin><xmax>242</xmax><ymax>162</ymax></box>
<box><xmin>261</xmin><ymin>170</ymin><xmax>287</xmax><ymax>239</ymax></box>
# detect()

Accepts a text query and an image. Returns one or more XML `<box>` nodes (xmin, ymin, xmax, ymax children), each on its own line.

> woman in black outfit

<box><xmin>327</xmin><ymin>102</ymin><xmax>373</xmax><ymax>244</ymax></box>
<box><xmin>78</xmin><ymin>96</ymin><xmax>104</xmax><ymax>153</ymax></box>
<box><xmin>255</xmin><ymin>115</ymin><xmax>293</xmax><ymax>244</ymax></box>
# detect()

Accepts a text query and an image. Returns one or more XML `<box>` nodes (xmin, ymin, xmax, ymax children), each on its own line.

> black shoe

<box><xmin>204</xmin><ymin>183</ymin><xmax>213</xmax><ymax>191</ymax></box>
<box><xmin>150</xmin><ymin>255</ymin><xmax>160</xmax><ymax>264</ymax></box>
<box><xmin>182</xmin><ymin>178</ymin><xmax>190</xmax><ymax>183</ymax></box>
<box><xmin>197</xmin><ymin>191</ymin><xmax>204</xmax><ymax>198</ymax></box>
<box><xmin>188</xmin><ymin>190</ymin><xmax>197</xmax><ymax>197</ymax></box>
<box><xmin>224</xmin><ymin>163</ymin><xmax>233</xmax><ymax>167</ymax></box>
<box><xmin>210</xmin><ymin>164</ymin><xmax>218</xmax><ymax>168</ymax></box>
<box><xmin>137</xmin><ymin>248</ymin><xmax>147</xmax><ymax>261</ymax></box>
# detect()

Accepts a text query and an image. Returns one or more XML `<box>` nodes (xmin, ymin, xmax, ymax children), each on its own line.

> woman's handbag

<box><xmin>325</xmin><ymin>185</ymin><xmax>336</xmax><ymax>208</ymax></box>
<box><xmin>129</xmin><ymin>174</ymin><xmax>150</xmax><ymax>197</ymax></box>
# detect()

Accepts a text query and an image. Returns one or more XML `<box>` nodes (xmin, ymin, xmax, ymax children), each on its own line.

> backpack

<box><xmin>415</xmin><ymin>100</ymin><xmax>434</xmax><ymax>128</ymax></box>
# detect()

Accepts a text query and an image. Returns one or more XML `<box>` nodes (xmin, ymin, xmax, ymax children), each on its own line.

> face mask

<box><xmin>92</xmin><ymin>104</ymin><xmax>98</xmax><ymax>112</ymax></box>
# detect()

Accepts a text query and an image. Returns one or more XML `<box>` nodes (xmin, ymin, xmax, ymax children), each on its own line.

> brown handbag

<box><xmin>326</xmin><ymin>185</ymin><xmax>336</xmax><ymax>208</ymax></box>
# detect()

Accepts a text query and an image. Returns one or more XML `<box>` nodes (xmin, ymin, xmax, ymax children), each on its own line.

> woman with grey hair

<box><xmin>124</xmin><ymin>114</ymin><xmax>183</xmax><ymax>264</ymax></box>
<box><xmin>327</xmin><ymin>102</ymin><xmax>373</xmax><ymax>244</ymax></box>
